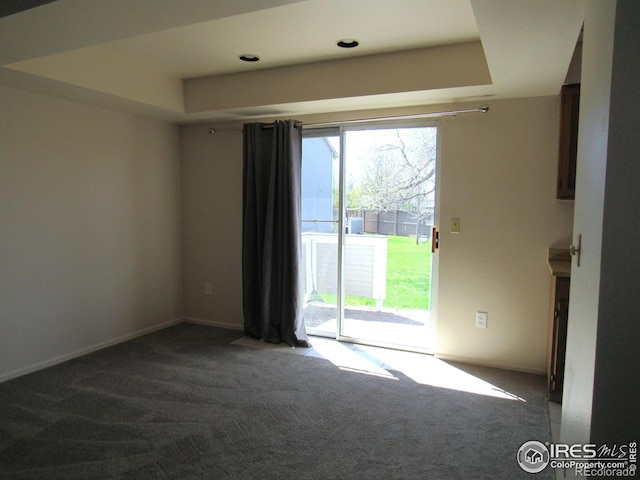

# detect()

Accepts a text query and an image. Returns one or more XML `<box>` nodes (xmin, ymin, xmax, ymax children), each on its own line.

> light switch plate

<box><xmin>451</xmin><ymin>217</ymin><xmax>461</xmax><ymax>233</ymax></box>
<box><xmin>476</xmin><ymin>311</ymin><xmax>488</xmax><ymax>328</ymax></box>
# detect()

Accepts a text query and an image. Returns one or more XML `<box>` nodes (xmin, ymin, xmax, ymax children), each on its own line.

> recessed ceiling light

<box><xmin>239</xmin><ymin>54</ymin><xmax>260</xmax><ymax>62</ymax></box>
<box><xmin>336</xmin><ymin>39</ymin><xmax>359</xmax><ymax>49</ymax></box>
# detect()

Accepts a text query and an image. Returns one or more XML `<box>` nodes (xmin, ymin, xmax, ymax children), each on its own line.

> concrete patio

<box><xmin>303</xmin><ymin>303</ymin><xmax>435</xmax><ymax>352</ymax></box>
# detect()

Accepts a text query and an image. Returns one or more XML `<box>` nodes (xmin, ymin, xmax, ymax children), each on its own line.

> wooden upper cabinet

<box><xmin>557</xmin><ymin>84</ymin><xmax>580</xmax><ymax>200</ymax></box>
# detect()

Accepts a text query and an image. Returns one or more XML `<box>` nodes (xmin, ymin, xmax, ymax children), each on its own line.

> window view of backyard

<box><xmin>301</xmin><ymin>125</ymin><xmax>437</xmax><ymax>351</ymax></box>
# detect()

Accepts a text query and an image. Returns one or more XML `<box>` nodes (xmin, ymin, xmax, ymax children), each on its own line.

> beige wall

<box><xmin>180</xmin><ymin>125</ymin><xmax>244</xmax><ymax>329</ymax></box>
<box><xmin>436</xmin><ymin>96</ymin><xmax>574</xmax><ymax>373</ymax></box>
<box><xmin>0</xmin><ymin>85</ymin><xmax>182</xmax><ymax>380</ymax></box>
<box><xmin>180</xmin><ymin>96</ymin><xmax>574</xmax><ymax>372</ymax></box>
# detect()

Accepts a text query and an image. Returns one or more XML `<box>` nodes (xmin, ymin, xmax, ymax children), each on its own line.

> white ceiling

<box><xmin>0</xmin><ymin>0</ymin><xmax>585</xmax><ymax>124</ymax></box>
<box><xmin>101</xmin><ymin>0</ymin><xmax>479</xmax><ymax>78</ymax></box>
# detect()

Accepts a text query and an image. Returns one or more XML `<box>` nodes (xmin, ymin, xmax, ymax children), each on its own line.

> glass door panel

<box><xmin>340</xmin><ymin>126</ymin><xmax>437</xmax><ymax>351</ymax></box>
<box><xmin>301</xmin><ymin>132</ymin><xmax>340</xmax><ymax>337</ymax></box>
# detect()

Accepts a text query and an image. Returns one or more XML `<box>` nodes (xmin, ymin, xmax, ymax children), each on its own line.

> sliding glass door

<box><xmin>301</xmin><ymin>123</ymin><xmax>438</xmax><ymax>352</ymax></box>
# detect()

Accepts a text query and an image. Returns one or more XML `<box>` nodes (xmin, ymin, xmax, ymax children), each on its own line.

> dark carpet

<box><xmin>0</xmin><ymin>323</ymin><xmax>553</xmax><ymax>479</ymax></box>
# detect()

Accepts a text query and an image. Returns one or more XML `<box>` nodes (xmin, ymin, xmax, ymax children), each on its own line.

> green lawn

<box><xmin>383</xmin><ymin>235</ymin><xmax>432</xmax><ymax>310</ymax></box>
<box><xmin>321</xmin><ymin>235</ymin><xmax>432</xmax><ymax>310</ymax></box>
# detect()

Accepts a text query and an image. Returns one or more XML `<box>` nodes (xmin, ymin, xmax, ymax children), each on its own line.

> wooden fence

<box><xmin>347</xmin><ymin>209</ymin><xmax>432</xmax><ymax>237</ymax></box>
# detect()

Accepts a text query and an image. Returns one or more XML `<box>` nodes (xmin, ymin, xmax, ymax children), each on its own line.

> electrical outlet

<box><xmin>204</xmin><ymin>283</ymin><xmax>213</xmax><ymax>296</ymax></box>
<box><xmin>476</xmin><ymin>311</ymin><xmax>488</xmax><ymax>328</ymax></box>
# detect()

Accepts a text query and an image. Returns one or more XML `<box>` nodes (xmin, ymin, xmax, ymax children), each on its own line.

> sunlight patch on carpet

<box><xmin>231</xmin><ymin>335</ymin><xmax>526</xmax><ymax>401</ymax></box>
<box><xmin>354</xmin><ymin>345</ymin><xmax>527</xmax><ymax>402</ymax></box>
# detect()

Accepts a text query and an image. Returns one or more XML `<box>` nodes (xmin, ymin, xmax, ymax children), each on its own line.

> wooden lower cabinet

<box><xmin>549</xmin><ymin>276</ymin><xmax>570</xmax><ymax>403</ymax></box>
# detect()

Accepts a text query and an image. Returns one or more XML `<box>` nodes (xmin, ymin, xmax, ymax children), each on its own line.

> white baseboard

<box><xmin>434</xmin><ymin>352</ymin><xmax>546</xmax><ymax>375</ymax></box>
<box><xmin>0</xmin><ymin>318</ymin><xmax>183</xmax><ymax>384</ymax></box>
<box><xmin>183</xmin><ymin>317</ymin><xmax>244</xmax><ymax>331</ymax></box>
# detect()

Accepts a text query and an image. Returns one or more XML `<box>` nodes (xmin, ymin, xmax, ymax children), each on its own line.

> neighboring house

<box><xmin>301</xmin><ymin>137</ymin><xmax>336</xmax><ymax>233</ymax></box>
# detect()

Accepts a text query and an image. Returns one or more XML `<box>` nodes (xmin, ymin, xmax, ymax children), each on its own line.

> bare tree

<box><xmin>354</xmin><ymin>128</ymin><xmax>437</xmax><ymax>233</ymax></box>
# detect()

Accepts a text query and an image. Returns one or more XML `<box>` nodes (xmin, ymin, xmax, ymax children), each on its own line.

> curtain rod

<box><xmin>207</xmin><ymin>122</ymin><xmax>300</xmax><ymax>135</ymax></box>
<box><xmin>260</xmin><ymin>121</ymin><xmax>303</xmax><ymax>130</ymax></box>
<box><xmin>206</xmin><ymin>105</ymin><xmax>489</xmax><ymax>134</ymax></box>
<box><xmin>304</xmin><ymin>105</ymin><xmax>489</xmax><ymax>128</ymax></box>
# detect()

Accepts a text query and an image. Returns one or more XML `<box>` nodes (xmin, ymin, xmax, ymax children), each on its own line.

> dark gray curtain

<box><xmin>242</xmin><ymin>120</ymin><xmax>311</xmax><ymax>347</ymax></box>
